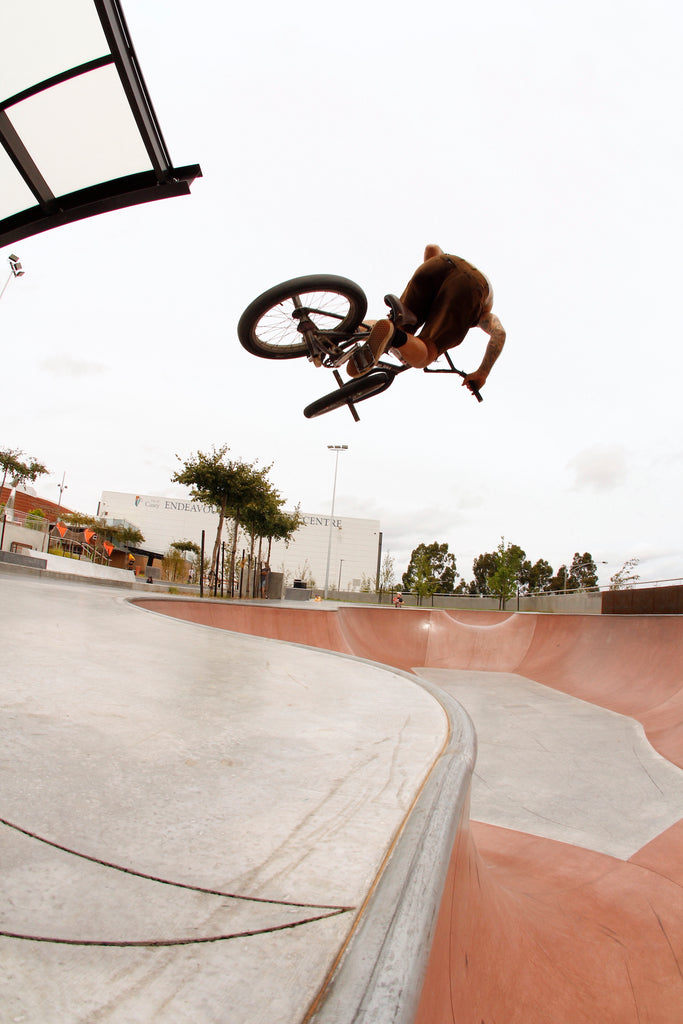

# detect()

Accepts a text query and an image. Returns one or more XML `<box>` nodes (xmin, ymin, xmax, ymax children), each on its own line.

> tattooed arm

<box><xmin>463</xmin><ymin>311</ymin><xmax>506</xmax><ymax>391</ymax></box>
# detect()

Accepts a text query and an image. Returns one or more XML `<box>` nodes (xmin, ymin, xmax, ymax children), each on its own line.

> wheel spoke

<box><xmin>253</xmin><ymin>290</ymin><xmax>353</xmax><ymax>350</ymax></box>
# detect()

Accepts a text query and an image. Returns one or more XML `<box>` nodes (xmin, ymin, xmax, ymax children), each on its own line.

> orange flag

<box><xmin>56</xmin><ymin>522</ymin><xmax>67</xmax><ymax>537</ymax></box>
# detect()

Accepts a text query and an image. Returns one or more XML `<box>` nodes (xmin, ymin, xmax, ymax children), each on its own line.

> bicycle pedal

<box><xmin>354</xmin><ymin>343</ymin><xmax>375</xmax><ymax>372</ymax></box>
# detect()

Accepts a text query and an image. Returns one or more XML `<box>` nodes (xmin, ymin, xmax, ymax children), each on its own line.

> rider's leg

<box><xmin>347</xmin><ymin>321</ymin><xmax>438</xmax><ymax>376</ymax></box>
<box><xmin>393</xmin><ymin>332</ymin><xmax>437</xmax><ymax>368</ymax></box>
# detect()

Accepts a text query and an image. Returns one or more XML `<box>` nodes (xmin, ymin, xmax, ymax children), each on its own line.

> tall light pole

<box><xmin>324</xmin><ymin>444</ymin><xmax>348</xmax><ymax>599</ymax></box>
<box><xmin>0</xmin><ymin>254</ymin><xmax>25</xmax><ymax>304</ymax></box>
<box><xmin>57</xmin><ymin>472</ymin><xmax>68</xmax><ymax>510</ymax></box>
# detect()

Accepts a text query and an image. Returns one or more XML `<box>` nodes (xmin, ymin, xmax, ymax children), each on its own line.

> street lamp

<box><xmin>324</xmin><ymin>444</ymin><xmax>348</xmax><ymax>599</ymax></box>
<box><xmin>0</xmin><ymin>253</ymin><xmax>25</xmax><ymax>304</ymax></box>
<box><xmin>57</xmin><ymin>472</ymin><xmax>68</xmax><ymax>510</ymax></box>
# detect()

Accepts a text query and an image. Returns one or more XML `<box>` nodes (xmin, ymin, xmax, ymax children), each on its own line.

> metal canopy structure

<box><xmin>0</xmin><ymin>0</ymin><xmax>201</xmax><ymax>249</ymax></box>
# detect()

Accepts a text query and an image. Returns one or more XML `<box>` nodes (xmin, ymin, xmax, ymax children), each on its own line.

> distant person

<box><xmin>259</xmin><ymin>563</ymin><xmax>270</xmax><ymax>599</ymax></box>
<box><xmin>393</xmin><ymin>591</ymin><xmax>404</xmax><ymax>609</ymax></box>
<box><xmin>348</xmin><ymin>244</ymin><xmax>506</xmax><ymax>395</ymax></box>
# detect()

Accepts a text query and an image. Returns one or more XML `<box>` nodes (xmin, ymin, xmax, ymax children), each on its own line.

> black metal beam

<box><xmin>0</xmin><ymin>111</ymin><xmax>55</xmax><ymax>209</ymax></box>
<box><xmin>0</xmin><ymin>164</ymin><xmax>202</xmax><ymax>248</ymax></box>
<box><xmin>94</xmin><ymin>0</ymin><xmax>174</xmax><ymax>180</ymax></box>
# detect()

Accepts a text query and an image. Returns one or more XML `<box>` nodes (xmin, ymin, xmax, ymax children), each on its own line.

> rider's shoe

<box><xmin>347</xmin><ymin>319</ymin><xmax>394</xmax><ymax>377</ymax></box>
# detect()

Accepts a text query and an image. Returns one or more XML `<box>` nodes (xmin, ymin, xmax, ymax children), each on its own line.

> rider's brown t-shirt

<box><xmin>400</xmin><ymin>254</ymin><xmax>490</xmax><ymax>355</ymax></box>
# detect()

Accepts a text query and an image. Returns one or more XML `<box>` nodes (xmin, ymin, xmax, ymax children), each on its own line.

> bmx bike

<box><xmin>237</xmin><ymin>274</ymin><xmax>482</xmax><ymax>421</ymax></box>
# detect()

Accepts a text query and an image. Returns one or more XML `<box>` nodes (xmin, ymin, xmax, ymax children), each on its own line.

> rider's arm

<box><xmin>464</xmin><ymin>312</ymin><xmax>506</xmax><ymax>390</ymax></box>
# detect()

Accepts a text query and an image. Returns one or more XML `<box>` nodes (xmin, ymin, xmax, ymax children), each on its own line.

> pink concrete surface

<box><xmin>134</xmin><ymin>600</ymin><xmax>683</xmax><ymax>1022</ymax></box>
<box><xmin>135</xmin><ymin>602</ymin><xmax>683</xmax><ymax>766</ymax></box>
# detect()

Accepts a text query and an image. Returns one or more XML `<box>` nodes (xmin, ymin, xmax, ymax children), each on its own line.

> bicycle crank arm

<box><xmin>334</xmin><ymin>370</ymin><xmax>360</xmax><ymax>421</ymax></box>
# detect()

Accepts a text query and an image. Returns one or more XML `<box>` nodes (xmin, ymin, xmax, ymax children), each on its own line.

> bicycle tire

<box><xmin>303</xmin><ymin>370</ymin><xmax>394</xmax><ymax>418</ymax></box>
<box><xmin>238</xmin><ymin>275</ymin><xmax>368</xmax><ymax>359</ymax></box>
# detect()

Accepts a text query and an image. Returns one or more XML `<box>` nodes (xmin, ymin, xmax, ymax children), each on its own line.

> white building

<box><xmin>97</xmin><ymin>491</ymin><xmax>382</xmax><ymax>591</ymax></box>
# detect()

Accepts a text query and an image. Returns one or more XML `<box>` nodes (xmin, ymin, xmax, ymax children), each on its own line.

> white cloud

<box><xmin>567</xmin><ymin>444</ymin><xmax>630</xmax><ymax>492</ymax></box>
<box><xmin>39</xmin><ymin>355</ymin><xmax>107</xmax><ymax>377</ymax></box>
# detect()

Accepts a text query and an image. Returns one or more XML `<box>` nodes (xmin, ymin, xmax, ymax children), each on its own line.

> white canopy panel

<box><xmin>0</xmin><ymin>0</ymin><xmax>200</xmax><ymax>247</ymax></box>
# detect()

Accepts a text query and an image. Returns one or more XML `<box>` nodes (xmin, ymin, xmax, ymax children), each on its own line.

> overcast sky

<box><xmin>2</xmin><ymin>0</ymin><xmax>682</xmax><ymax>588</ymax></box>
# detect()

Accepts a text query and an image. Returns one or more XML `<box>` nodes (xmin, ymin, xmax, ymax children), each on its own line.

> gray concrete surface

<box><xmin>416</xmin><ymin>667</ymin><xmax>683</xmax><ymax>858</ymax></box>
<box><xmin>0</xmin><ymin>576</ymin><xmax>447</xmax><ymax>1023</ymax></box>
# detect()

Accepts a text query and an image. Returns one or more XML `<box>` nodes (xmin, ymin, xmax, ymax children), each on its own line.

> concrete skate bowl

<box><xmin>134</xmin><ymin>599</ymin><xmax>683</xmax><ymax>1024</ymax></box>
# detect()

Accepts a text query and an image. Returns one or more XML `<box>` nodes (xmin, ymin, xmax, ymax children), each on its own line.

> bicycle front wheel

<box><xmin>303</xmin><ymin>370</ymin><xmax>394</xmax><ymax>418</ymax></box>
<box><xmin>237</xmin><ymin>275</ymin><xmax>367</xmax><ymax>359</ymax></box>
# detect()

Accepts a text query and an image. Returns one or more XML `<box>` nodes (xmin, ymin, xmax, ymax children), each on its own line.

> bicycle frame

<box><xmin>306</xmin><ymin>346</ymin><xmax>481</xmax><ymax>422</ymax></box>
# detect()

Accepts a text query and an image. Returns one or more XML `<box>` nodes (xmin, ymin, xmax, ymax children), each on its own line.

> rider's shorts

<box><xmin>400</xmin><ymin>254</ymin><xmax>491</xmax><ymax>356</ymax></box>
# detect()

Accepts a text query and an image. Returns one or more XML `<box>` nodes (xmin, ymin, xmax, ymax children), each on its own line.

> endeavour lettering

<box><xmin>164</xmin><ymin>501</ymin><xmax>215</xmax><ymax>513</ymax></box>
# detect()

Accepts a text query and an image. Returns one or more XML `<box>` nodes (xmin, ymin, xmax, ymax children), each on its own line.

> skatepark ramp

<box><xmin>134</xmin><ymin>599</ymin><xmax>683</xmax><ymax>1024</ymax></box>
<box><xmin>134</xmin><ymin>601</ymin><xmax>683</xmax><ymax>767</ymax></box>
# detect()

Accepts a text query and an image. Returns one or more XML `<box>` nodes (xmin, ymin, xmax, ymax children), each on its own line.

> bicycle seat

<box><xmin>383</xmin><ymin>294</ymin><xmax>419</xmax><ymax>332</ymax></box>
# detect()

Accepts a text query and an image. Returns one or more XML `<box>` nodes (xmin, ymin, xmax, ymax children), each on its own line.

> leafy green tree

<box><xmin>262</xmin><ymin>506</ymin><xmax>303</xmax><ymax>566</ymax></box>
<box><xmin>609</xmin><ymin>557</ymin><xmax>640</xmax><ymax>590</ymax></box>
<box><xmin>62</xmin><ymin>512</ymin><xmax>144</xmax><ymax>548</ymax></box>
<box><xmin>0</xmin><ymin>447</ymin><xmax>48</xmax><ymax>493</ymax></box>
<box><xmin>549</xmin><ymin>552</ymin><xmax>598</xmax><ymax>592</ymax></box>
<box><xmin>173</xmin><ymin>445</ymin><xmax>274</xmax><ymax>584</ymax></box>
<box><xmin>487</xmin><ymin>539</ymin><xmax>526</xmax><ymax>609</ymax></box>
<box><xmin>25</xmin><ymin>508</ymin><xmax>47</xmax><ymax>531</ymax></box>
<box><xmin>171</xmin><ymin>540</ymin><xmax>200</xmax><ymax>557</ymax></box>
<box><xmin>471</xmin><ymin>551</ymin><xmax>498</xmax><ymax>595</ymax></box>
<box><xmin>569</xmin><ymin>552</ymin><xmax>598</xmax><ymax>590</ymax></box>
<box><xmin>171</xmin><ymin>540</ymin><xmax>201</xmax><ymax>582</ymax></box>
<box><xmin>518</xmin><ymin>557</ymin><xmax>554</xmax><ymax>594</ymax></box>
<box><xmin>162</xmin><ymin>546</ymin><xmax>187</xmax><ymax>583</ymax></box>
<box><xmin>402</xmin><ymin>542</ymin><xmax>457</xmax><ymax>602</ymax></box>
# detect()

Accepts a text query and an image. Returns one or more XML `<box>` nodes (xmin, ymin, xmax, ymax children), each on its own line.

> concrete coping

<box><xmin>310</xmin><ymin>670</ymin><xmax>476</xmax><ymax>1023</ymax></box>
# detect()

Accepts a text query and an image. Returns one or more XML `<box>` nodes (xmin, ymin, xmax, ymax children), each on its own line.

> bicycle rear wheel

<box><xmin>238</xmin><ymin>275</ymin><xmax>367</xmax><ymax>359</ymax></box>
<box><xmin>303</xmin><ymin>370</ymin><xmax>393</xmax><ymax>418</ymax></box>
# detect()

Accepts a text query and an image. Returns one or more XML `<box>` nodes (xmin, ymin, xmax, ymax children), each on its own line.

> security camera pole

<box><xmin>0</xmin><ymin>253</ymin><xmax>25</xmax><ymax>304</ymax></box>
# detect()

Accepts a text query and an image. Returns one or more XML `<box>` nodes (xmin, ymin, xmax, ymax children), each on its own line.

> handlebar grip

<box><xmin>468</xmin><ymin>382</ymin><xmax>484</xmax><ymax>403</ymax></box>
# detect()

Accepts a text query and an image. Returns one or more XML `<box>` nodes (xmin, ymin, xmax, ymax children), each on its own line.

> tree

<box><xmin>402</xmin><ymin>542</ymin><xmax>458</xmax><ymax>602</ymax></box>
<box><xmin>569</xmin><ymin>552</ymin><xmax>598</xmax><ymax>590</ymax></box>
<box><xmin>171</xmin><ymin>540</ymin><xmax>201</xmax><ymax>583</ymax></box>
<box><xmin>25</xmin><ymin>508</ymin><xmax>47</xmax><ymax>531</ymax></box>
<box><xmin>0</xmin><ymin>447</ymin><xmax>48</xmax><ymax>493</ymax></box>
<box><xmin>171</xmin><ymin>540</ymin><xmax>200</xmax><ymax>558</ymax></box>
<box><xmin>548</xmin><ymin>552</ymin><xmax>598</xmax><ymax>592</ymax></box>
<box><xmin>162</xmin><ymin>546</ymin><xmax>187</xmax><ymax>583</ymax></box>
<box><xmin>471</xmin><ymin>551</ymin><xmax>499</xmax><ymax>595</ymax></box>
<box><xmin>609</xmin><ymin>557</ymin><xmax>640</xmax><ymax>590</ymax></box>
<box><xmin>518</xmin><ymin>557</ymin><xmax>554</xmax><ymax>594</ymax></box>
<box><xmin>486</xmin><ymin>538</ymin><xmax>526</xmax><ymax>609</ymax></box>
<box><xmin>264</xmin><ymin>507</ymin><xmax>303</xmax><ymax>566</ymax></box>
<box><xmin>468</xmin><ymin>541</ymin><xmax>526</xmax><ymax>604</ymax></box>
<box><xmin>378</xmin><ymin>552</ymin><xmax>396</xmax><ymax>595</ymax></box>
<box><xmin>173</xmin><ymin>445</ymin><xmax>275</xmax><ymax>586</ymax></box>
<box><xmin>62</xmin><ymin>512</ymin><xmax>144</xmax><ymax>549</ymax></box>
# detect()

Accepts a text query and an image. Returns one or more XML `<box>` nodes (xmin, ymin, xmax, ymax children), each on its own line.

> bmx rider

<box><xmin>347</xmin><ymin>244</ymin><xmax>506</xmax><ymax>394</ymax></box>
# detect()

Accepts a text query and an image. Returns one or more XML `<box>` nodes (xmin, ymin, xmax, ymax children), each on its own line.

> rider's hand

<box><xmin>462</xmin><ymin>371</ymin><xmax>486</xmax><ymax>393</ymax></box>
